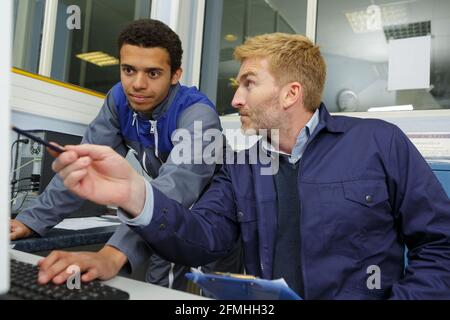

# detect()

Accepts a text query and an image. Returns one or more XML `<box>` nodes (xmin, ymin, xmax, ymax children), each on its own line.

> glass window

<box><xmin>317</xmin><ymin>0</ymin><xmax>450</xmax><ymax>112</ymax></box>
<box><xmin>12</xmin><ymin>0</ymin><xmax>46</xmax><ymax>74</ymax></box>
<box><xmin>51</xmin><ymin>0</ymin><xmax>152</xmax><ymax>93</ymax></box>
<box><xmin>201</xmin><ymin>0</ymin><xmax>308</xmax><ymax>115</ymax></box>
<box><xmin>12</xmin><ymin>0</ymin><xmax>151</xmax><ymax>94</ymax></box>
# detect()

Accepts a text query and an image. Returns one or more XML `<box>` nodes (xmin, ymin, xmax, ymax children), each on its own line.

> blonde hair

<box><xmin>234</xmin><ymin>33</ymin><xmax>326</xmax><ymax>112</ymax></box>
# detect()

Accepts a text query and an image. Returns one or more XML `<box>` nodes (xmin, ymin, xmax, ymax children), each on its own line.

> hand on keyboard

<box><xmin>37</xmin><ymin>246</ymin><xmax>128</xmax><ymax>285</ymax></box>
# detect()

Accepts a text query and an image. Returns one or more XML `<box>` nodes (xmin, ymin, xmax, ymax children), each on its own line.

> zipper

<box><xmin>142</xmin><ymin>151</ymin><xmax>149</xmax><ymax>175</ymax></box>
<box><xmin>149</xmin><ymin>120</ymin><xmax>160</xmax><ymax>160</ymax></box>
<box><xmin>132</xmin><ymin>112</ymin><xmax>140</xmax><ymax>136</ymax></box>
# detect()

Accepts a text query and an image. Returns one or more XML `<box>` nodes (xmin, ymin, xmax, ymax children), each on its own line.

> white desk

<box><xmin>10</xmin><ymin>249</ymin><xmax>208</xmax><ymax>300</ymax></box>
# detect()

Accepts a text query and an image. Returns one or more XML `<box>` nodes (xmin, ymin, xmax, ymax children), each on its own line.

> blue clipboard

<box><xmin>185</xmin><ymin>272</ymin><xmax>302</xmax><ymax>300</ymax></box>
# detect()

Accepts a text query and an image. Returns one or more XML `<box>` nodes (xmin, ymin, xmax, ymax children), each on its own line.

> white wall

<box><xmin>11</xmin><ymin>111</ymin><xmax>87</xmax><ymax>137</ymax></box>
<box><xmin>0</xmin><ymin>0</ymin><xmax>11</xmax><ymax>295</ymax></box>
<box><xmin>11</xmin><ymin>72</ymin><xmax>103</xmax><ymax>126</ymax></box>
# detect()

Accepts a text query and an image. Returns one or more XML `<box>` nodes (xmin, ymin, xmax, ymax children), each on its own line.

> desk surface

<box><xmin>10</xmin><ymin>249</ymin><xmax>208</xmax><ymax>300</ymax></box>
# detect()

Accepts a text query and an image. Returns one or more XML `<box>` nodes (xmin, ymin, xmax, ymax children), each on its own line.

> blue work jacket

<box><xmin>134</xmin><ymin>104</ymin><xmax>450</xmax><ymax>299</ymax></box>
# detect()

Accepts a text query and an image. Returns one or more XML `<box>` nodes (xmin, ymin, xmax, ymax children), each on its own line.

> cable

<box><xmin>14</xmin><ymin>191</ymin><xmax>30</xmax><ymax>213</ymax></box>
<box><xmin>10</xmin><ymin>190</ymin><xmax>29</xmax><ymax>203</ymax></box>
<box><xmin>9</xmin><ymin>158</ymin><xmax>36</xmax><ymax>199</ymax></box>
<box><xmin>10</xmin><ymin>158</ymin><xmax>37</xmax><ymax>199</ymax></box>
<box><xmin>11</xmin><ymin>137</ymin><xmax>30</xmax><ymax>202</ymax></box>
<box><xmin>11</xmin><ymin>175</ymin><xmax>40</xmax><ymax>186</ymax></box>
<box><xmin>9</xmin><ymin>159</ymin><xmax>36</xmax><ymax>177</ymax></box>
<box><xmin>10</xmin><ymin>177</ymin><xmax>32</xmax><ymax>185</ymax></box>
<box><xmin>12</xmin><ymin>182</ymin><xmax>39</xmax><ymax>199</ymax></box>
<box><xmin>10</xmin><ymin>138</ymin><xmax>29</xmax><ymax>171</ymax></box>
<box><xmin>15</xmin><ymin>188</ymin><xmax>38</xmax><ymax>193</ymax></box>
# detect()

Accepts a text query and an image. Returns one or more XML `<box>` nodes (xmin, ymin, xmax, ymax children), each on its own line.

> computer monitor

<box><xmin>0</xmin><ymin>0</ymin><xmax>11</xmax><ymax>295</ymax></box>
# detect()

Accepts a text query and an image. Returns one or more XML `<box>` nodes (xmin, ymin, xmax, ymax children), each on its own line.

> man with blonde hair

<box><xmin>44</xmin><ymin>33</ymin><xmax>450</xmax><ymax>299</ymax></box>
<box><xmin>233</xmin><ymin>33</ymin><xmax>326</xmax><ymax>113</ymax></box>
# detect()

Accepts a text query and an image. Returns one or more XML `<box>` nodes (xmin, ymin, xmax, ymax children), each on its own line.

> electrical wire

<box><xmin>9</xmin><ymin>159</ymin><xmax>36</xmax><ymax>178</ymax></box>
<box><xmin>10</xmin><ymin>177</ymin><xmax>32</xmax><ymax>185</ymax></box>
<box><xmin>10</xmin><ymin>140</ymin><xmax>19</xmax><ymax>171</ymax></box>
<box><xmin>14</xmin><ymin>191</ymin><xmax>30</xmax><ymax>213</ymax></box>
<box><xmin>15</xmin><ymin>188</ymin><xmax>38</xmax><ymax>193</ymax></box>
<box><xmin>10</xmin><ymin>138</ymin><xmax>29</xmax><ymax>171</ymax></box>
<box><xmin>12</xmin><ymin>182</ymin><xmax>39</xmax><ymax>199</ymax></box>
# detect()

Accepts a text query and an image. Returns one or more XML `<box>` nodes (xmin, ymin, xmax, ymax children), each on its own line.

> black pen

<box><xmin>11</xmin><ymin>126</ymin><xmax>65</xmax><ymax>153</ymax></box>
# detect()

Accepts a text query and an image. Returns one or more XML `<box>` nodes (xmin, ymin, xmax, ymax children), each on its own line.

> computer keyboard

<box><xmin>8</xmin><ymin>259</ymin><xmax>130</xmax><ymax>300</ymax></box>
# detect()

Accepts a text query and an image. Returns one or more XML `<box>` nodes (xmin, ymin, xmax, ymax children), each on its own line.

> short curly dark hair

<box><xmin>118</xmin><ymin>19</ymin><xmax>183</xmax><ymax>74</ymax></box>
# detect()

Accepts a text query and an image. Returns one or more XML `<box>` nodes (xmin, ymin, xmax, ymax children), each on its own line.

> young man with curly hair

<box><xmin>11</xmin><ymin>19</ymin><xmax>242</xmax><ymax>291</ymax></box>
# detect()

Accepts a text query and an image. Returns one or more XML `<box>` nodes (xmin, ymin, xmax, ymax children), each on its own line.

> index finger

<box><xmin>51</xmin><ymin>149</ymin><xmax>81</xmax><ymax>173</ymax></box>
<box><xmin>63</xmin><ymin>144</ymin><xmax>113</xmax><ymax>160</ymax></box>
<box><xmin>38</xmin><ymin>250</ymin><xmax>66</xmax><ymax>271</ymax></box>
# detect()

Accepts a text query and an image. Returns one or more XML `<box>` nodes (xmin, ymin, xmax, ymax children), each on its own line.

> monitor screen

<box><xmin>0</xmin><ymin>0</ymin><xmax>11</xmax><ymax>295</ymax></box>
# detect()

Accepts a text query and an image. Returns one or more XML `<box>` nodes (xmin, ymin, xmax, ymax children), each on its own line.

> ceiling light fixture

<box><xmin>224</xmin><ymin>34</ymin><xmax>238</xmax><ymax>42</ymax></box>
<box><xmin>76</xmin><ymin>51</ymin><xmax>119</xmax><ymax>67</ymax></box>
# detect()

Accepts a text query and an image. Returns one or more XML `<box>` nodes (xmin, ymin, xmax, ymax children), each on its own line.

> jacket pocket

<box><xmin>303</xmin><ymin>179</ymin><xmax>391</xmax><ymax>261</ymax></box>
<box><xmin>342</xmin><ymin>180</ymin><xmax>389</xmax><ymax>208</ymax></box>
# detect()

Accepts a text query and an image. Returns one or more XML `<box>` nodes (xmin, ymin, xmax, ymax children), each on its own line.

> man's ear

<box><xmin>171</xmin><ymin>68</ymin><xmax>183</xmax><ymax>85</ymax></box>
<box><xmin>281</xmin><ymin>82</ymin><xmax>302</xmax><ymax>110</ymax></box>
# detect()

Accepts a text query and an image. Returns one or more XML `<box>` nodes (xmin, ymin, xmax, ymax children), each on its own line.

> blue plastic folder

<box><xmin>185</xmin><ymin>271</ymin><xmax>302</xmax><ymax>300</ymax></box>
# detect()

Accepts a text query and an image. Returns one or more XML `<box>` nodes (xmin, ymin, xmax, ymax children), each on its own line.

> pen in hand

<box><xmin>11</xmin><ymin>126</ymin><xmax>65</xmax><ymax>154</ymax></box>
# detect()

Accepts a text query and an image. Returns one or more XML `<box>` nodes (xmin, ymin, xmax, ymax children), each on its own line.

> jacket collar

<box><xmin>316</xmin><ymin>103</ymin><xmax>347</xmax><ymax>134</ymax></box>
